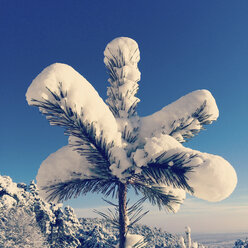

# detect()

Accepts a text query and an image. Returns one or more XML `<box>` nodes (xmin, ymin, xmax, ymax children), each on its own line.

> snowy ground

<box><xmin>192</xmin><ymin>232</ymin><xmax>247</xmax><ymax>248</ymax></box>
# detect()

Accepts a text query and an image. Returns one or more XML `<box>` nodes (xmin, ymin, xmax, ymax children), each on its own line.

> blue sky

<box><xmin>0</xmin><ymin>0</ymin><xmax>248</xmax><ymax>233</ymax></box>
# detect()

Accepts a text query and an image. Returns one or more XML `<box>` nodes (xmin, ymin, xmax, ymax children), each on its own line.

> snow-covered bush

<box><xmin>26</xmin><ymin>37</ymin><xmax>237</xmax><ymax>247</ymax></box>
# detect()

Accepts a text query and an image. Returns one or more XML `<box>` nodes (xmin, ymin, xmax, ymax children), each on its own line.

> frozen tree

<box><xmin>185</xmin><ymin>226</ymin><xmax>192</xmax><ymax>248</ymax></box>
<box><xmin>179</xmin><ymin>227</ymin><xmax>205</xmax><ymax>248</ymax></box>
<box><xmin>0</xmin><ymin>206</ymin><xmax>48</xmax><ymax>248</ymax></box>
<box><xmin>26</xmin><ymin>37</ymin><xmax>237</xmax><ymax>248</ymax></box>
<box><xmin>0</xmin><ymin>175</ymin><xmax>82</xmax><ymax>248</ymax></box>
<box><xmin>28</xmin><ymin>181</ymin><xmax>81</xmax><ymax>247</ymax></box>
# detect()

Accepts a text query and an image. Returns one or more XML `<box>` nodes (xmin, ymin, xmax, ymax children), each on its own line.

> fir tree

<box><xmin>26</xmin><ymin>37</ymin><xmax>237</xmax><ymax>248</ymax></box>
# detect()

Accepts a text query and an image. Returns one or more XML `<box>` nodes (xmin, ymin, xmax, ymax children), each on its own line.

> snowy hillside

<box><xmin>192</xmin><ymin>233</ymin><xmax>248</xmax><ymax>248</ymax></box>
<box><xmin>78</xmin><ymin>217</ymin><xmax>183</xmax><ymax>247</ymax></box>
<box><xmin>0</xmin><ymin>174</ymin><xmax>182</xmax><ymax>247</ymax></box>
<box><xmin>0</xmin><ymin>175</ymin><xmax>81</xmax><ymax>247</ymax></box>
<box><xmin>0</xmin><ymin>174</ymin><xmax>246</xmax><ymax>247</ymax></box>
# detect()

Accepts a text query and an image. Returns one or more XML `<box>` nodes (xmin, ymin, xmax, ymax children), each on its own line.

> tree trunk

<box><xmin>119</xmin><ymin>182</ymin><xmax>127</xmax><ymax>248</ymax></box>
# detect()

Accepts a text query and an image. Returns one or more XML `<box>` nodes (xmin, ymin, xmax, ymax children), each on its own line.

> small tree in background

<box><xmin>26</xmin><ymin>37</ymin><xmax>237</xmax><ymax>248</ymax></box>
<box><xmin>179</xmin><ymin>226</ymin><xmax>205</xmax><ymax>248</ymax></box>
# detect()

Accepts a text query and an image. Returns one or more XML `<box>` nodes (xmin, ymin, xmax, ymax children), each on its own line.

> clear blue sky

<box><xmin>0</xmin><ymin>0</ymin><xmax>247</xmax><ymax>233</ymax></box>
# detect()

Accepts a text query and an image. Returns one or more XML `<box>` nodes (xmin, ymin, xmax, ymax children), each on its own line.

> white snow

<box><xmin>144</xmin><ymin>134</ymin><xmax>183</xmax><ymax>161</ymax></box>
<box><xmin>132</xmin><ymin>134</ymin><xmax>237</xmax><ymax>202</ymax></box>
<box><xmin>113</xmin><ymin>66</ymin><xmax>140</xmax><ymax>82</ymax></box>
<box><xmin>185</xmin><ymin>226</ymin><xmax>191</xmax><ymax>233</ymax></box>
<box><xmin>132</xmin><ymin>149</ymin><xmax>148</xmax><ymax>168</ymax></box>
<box><xmin>26</xmin><ymin>63</ymin><xmax>134</xmax><ymax>180</ymax></box>
<box><xmin>0</xmin><ymin>175</ymin><xmax>19</xmax><ymax>196</ymax></box>
<box><xmin>192</xmin><ymin>241</ymin><xmax>198</xmax><ymax>248</ymax></box>
<box><xmin>179</xmin><ymin>236</ymin><xmax>186</xmax><ymax>248</ymax></box>
<box><xmin>104</xmin><ymin>37</ymin><xmax>140</xmax><ymax>66</ymax></box>
<box><xmin>108</xmin><ymin>146</ymin><xmax>132</xmax><ymax>179</ymax></box>
<box><xmin>104</xmin><ymin>38</ymin><xmax>141</xmax><ymax>143</ymax></box>
<box><xmin>125</xmin><ymin>233</ymin><xmax>146</xmax><ymax>248</ymax></box>
<box><xmin>1</xmin><ymin>195</ymin><xmax>16</xmax><ymax>208</ymax></box>
<box><xmin>104</xmin><ymin>37</ymin><xmax>142</xmax><ymax>176</ymax></box>
<box><xmin>26</xmin><ymin>63</ymin><xmax>122</xmax><ymax>147</ymax></box>
<box><xmin>36</xmin><ymin>145</ymin><xmax>92</xmax><ymax>202</ymax></box>
<box><xmin>186</xmin><ymin>151</ymin><xmax>237</xmax><ymax>202</ymax></box>
<box><xmin>139</xmin><ymin>90</ymin><xmax>219</xmax><ymax>143</ymax></box>
<box><xmin>132</xmin><ymin>134</ymin><xmax>183</xmax><ymax>167</ymax></box>
<box><xmin>156</xmin><ymin>184</ymin><xmax>186</xmax><ymax>213</ymax></box>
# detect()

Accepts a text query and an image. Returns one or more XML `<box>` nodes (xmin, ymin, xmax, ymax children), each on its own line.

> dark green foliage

<box><xmin>130</xmin><ymin>182</ymin><xmax>180</xmax><ymax>212</ymax></box>
<box><xmin>106</xmin><ymin>81</ymin><xmax>139</xmax><ymax>118</ymax></box>
<box><xmin>170</xmin><ymin>100</ymin><xmax>213</xmax><ymax>142</ymax></box>
<box><xmin>93</xmin><ymin>197</ymin><xmax>149</xmax><ymax>232</ymax></box>
<box><xmin>31</xmin><ymin>83</ymin><xmax>113</xmax><ymax>179</ymax></box>
<box><xmin>140</xmin><ymin>152</ymin><xmax>196</xmax><ymax>193</ymax></box>
<box><xmin>43</xmin><ymin>178</ymin><xmax>119</xmax><ymax>202</ymax></box>
<box><xmin>122</xmin><ymin>125</ymin><xmax>139</xmax><ymax>144</ymax></box>
<box><xmin>105</xmin><ymin>46</ymin><xmax>140</xmax><ymax>119</ymax></box>
<box><xmin>127</xmin><ymin>197</ymin><xmax>149</xmax><ymax>229</ymax></box>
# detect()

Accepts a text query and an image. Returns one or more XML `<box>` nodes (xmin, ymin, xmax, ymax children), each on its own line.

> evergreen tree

<box><xmin>0</xmin><ymin>175</ymin><xmax>82</xmax><ymax>247</ymax></box>
<box><xmin>26</xmin><ymin>37</ymin><xmax>237</xmax><ymax>248</ymax></box>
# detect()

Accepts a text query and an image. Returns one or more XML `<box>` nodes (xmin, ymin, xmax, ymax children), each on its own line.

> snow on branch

<box><xmin>130</xmin><ymin>181</ymin><xmax>183</xmax><ymax>212</ymax></box>
<box><xmin>43</xmin><ymin>177</ymin><xmax>119</xmax><ymax>203</ymax></box>
<box><xmin>36</xmin><ymin>145</ymin><xmax>92</xmax><ymax>202</ymax></box>
<box><xmin>185</xmin><ymin>150</ymin><xmax>237</xmax><ymax>202</ymax></box>
<box><xmin>104</xmin><ymin>37</ymin><xmax>140</xmax><ymax>118</ymax></box>
<box><xmin>26</xmin><ymin>63</ymin><xmax>122</xmax><ymax>147</ymax></box>
<box><xmin>132</xmin><ymin>133</ymin><xmax>237</xmax><ymax>204</ymax></box>
<box><xmin>104</xmin><ymin>37</ymin><xmax>141</xmax><ymax>155</ymax></box>
<box><xmin>30</xmin><ymin>90</ymin><xmax>113</xmax><ymax>176</ymax></box>
<box><xmin>139</xmin><ymin>90</ymin><xmax>219</xmax><ymax>143</ymax></box>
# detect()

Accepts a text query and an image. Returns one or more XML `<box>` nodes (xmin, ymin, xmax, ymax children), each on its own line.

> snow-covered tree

<box><xmin>0</xmin><ymin>206</ymin><xmax>48</xmax><ymax>248</ymax></box>
<box><xmin>0</xmin><ymin>175</ymin><xmax>82</xmax><ymax>247</ymax></box>
<box><xmin>185</xmin><ymin>226</ymin><xmax>192</xmax><ymax>248</ymax></box>
<box><xmin>179</xmin><ymin>226</ymin><xmax>205</xmax><ymax>248</ymax></box>
<box><xmin>26</xmin><ymin>37</ymin><xmax>237</xmax><ymax>248</ymax></box>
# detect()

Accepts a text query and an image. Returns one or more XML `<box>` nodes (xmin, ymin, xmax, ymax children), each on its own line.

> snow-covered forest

<box><xmin>0</xmin><ymin>174</ymin><xmax>195</xmax><ymax>247</ymax></box>
<box><xmin>0</xmin><ymin>175</ymin><xmax>247</xmax><ymax>247</ymax></box>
